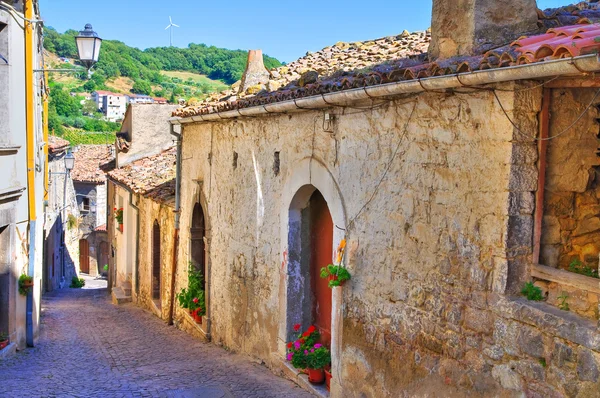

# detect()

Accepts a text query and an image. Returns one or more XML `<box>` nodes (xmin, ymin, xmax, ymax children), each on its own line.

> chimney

<box><xmin>429</xmin><ymin>0</ymin><xmax>539</xmax><ymax>60</ymax></box>
<box><xmin>239</xmin><ymin>49</ymin><xmax>270</xmax><ymax>93</ymax></box>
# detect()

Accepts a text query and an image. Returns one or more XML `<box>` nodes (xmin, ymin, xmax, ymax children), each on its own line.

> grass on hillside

<box><xmin>162</xmin><ymin>71</ymin><xmax>229</xmax><ymax>92</ymax></box>
<box><xmin>105</xmin><ymin>77</ymin><xmax>135</xmax><ymax>93</ymax></box>
<box><xmin>61</xmin><ymin>130</ymin><xmax>116</xmax><ymax>146</ymax></box>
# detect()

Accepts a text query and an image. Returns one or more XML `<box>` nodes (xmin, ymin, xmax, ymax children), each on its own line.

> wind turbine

<box><xmin>165</xmin><ymin>16</ymin><xmax>179</xmax><ymax>47</ymax></box>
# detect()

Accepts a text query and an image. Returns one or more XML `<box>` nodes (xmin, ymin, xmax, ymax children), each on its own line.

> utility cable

<box><xmin>492</xmin><ymin>87</ymin><xmax>600</xmax><ymax>141</ymax></box>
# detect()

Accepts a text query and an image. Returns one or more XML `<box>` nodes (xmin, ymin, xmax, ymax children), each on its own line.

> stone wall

<box><xmin>176</xmin><ymin>83</ymin><xmax>600</xmax><ymax>396</ymax></box>
<box><xmin>539</xmin><ymin>88</ymin><xmax>600</xmax><ymax>320</ymax></box>
<box><xmin>134</xmin><ymin>195</ymin><xmax>175</xmax><ymax>320</ymax></box>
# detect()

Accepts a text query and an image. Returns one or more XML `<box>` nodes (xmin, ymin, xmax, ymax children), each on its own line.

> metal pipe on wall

<box><xmin>168</xmin><ymin>124</ymin><xmax>182</xmax><ymax>326</ymax></box>
<box><xmin>171</xmin><ymin>54</ymin><xmax>600</xmax><ymax>125</ymax></box>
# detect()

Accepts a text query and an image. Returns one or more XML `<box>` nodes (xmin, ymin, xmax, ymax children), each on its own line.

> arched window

<box><xmin>190</xmin><ymin>203</ymin><xmax>205</xmax><ymax>278</ymax></box>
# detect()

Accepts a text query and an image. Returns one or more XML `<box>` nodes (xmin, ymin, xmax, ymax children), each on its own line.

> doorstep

<box><xmin>181</xmin><ymin>310</ymin><xmax>210</xmax><ymax>341</ymax></box>
<box><xmin>0</xmin><ymin>343</ymin><xmax>17</xmax><ymax>361</ymax></box>
<box><xmin>280</xmin><ymin>360</ymin><xmax>329</xmax><ymax>398</ymax></box>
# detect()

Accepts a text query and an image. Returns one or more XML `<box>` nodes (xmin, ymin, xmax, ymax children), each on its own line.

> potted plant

<box><xmin>324</xmin><ymin>366</ymin><xmax>332</xmax><ymax>391</ymax></box>
<box><xmin>114</xmin><ymin>207</ymin><xmax>124</xmax><ymax>232</ymax></box>
<box><xmin>286</xmin><ymin>324</ymin><xmax>320</xmax><ymax>374</ymax></box>
<box><xmin>320</xmin><ymin>264</ymin><xmax>351</xmax><ymax>288</ymax></box>
<box><xmin>320</xmin><ymin>239</ymin><xmax>351</xmax><ymax>288</ymax></box>
<box><xmin>0</xmin><ymin>332</ymin><xmax>8</xmax><ymax>350</ymax></box>
<box><xmin>176</xmin><ymin>263</ymin><xmax>206</xmax><ymax>324</ymax></box>
<box><xmin>305</xmin><ymin>344</ymin><xmax>331</xmax><ymax>384</ymax></box>
<box><xmin>18</xmin><ymin>274</ymin><xmax>34</xmax><ymax>296</ymax></box>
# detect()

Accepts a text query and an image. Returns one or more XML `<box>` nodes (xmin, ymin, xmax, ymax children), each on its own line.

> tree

<box><xmin>131</xmin><ymin>80</ymin><xmax>152</xmax><ymax>95</ymax></box>
<box><xmin>50</xmin><ymin>85</ymin><xmax>81</xmax><ymax>118</ymax></box>
<box><xmin>82</xmin><ymin>100</ymin><xmax>97</xmax><ymax>116</ymax></box>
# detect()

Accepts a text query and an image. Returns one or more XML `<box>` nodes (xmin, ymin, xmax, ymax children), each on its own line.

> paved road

<box><xmin>0</xmin><ymin>276</ymin><xmax>312</xmax><ymax>398</ymax></box>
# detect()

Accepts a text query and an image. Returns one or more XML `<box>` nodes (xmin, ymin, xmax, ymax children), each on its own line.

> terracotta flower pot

<box><xmin>0</xmin><ymin>340</ymin><xmax>8</xmax><ymax>350</ymax></box>
<box><xmin>325</xmin><ymin>369</ymin><xmax>332</xmax><ymax>391</ymax></box>
<box><xmin>118</xmin><ymin>224</ymin><xmax>123</xmax><ymax>233</ymax></box>
<box><xmin>307</xmin><ymin>368</ymin><xmax>325</xmax><ymax>384</ymax></box>
<box><xmin>22</xmin><ymin>281</ymin><xmax>34</xmax><ymax>288</ymax></box>
<box><xmin>193</xmin><ymin>312</ymin><xmax>202</xmax><ymax>324</ymax></box>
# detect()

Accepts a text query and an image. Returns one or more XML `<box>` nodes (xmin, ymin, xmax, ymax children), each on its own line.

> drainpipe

<box><xmin>43</xmin><ymin>71</ymin><xmax>49</xmax><ymax>202</ymax></box>
<box><xmin>24</xmin><ymin>0</ymin><xmax>36</xmax><ymax>348</ymax></box>
<box><xmin>168</xmin><ymin>124</ymin><xmax>181</xmax><ymax>326</ymax></box>
<box><xmin>170</xmin><ymin>54</ymin><xmax>600</xmax><ymax>125</ymax></box>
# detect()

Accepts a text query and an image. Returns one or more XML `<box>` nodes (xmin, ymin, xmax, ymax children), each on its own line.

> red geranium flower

<box><xmin>293</xmin><ymin>323</ymin><xmax>301</xmax><ymax>332</ymax></box>
<box><xmin>287</xmin><ymin>342</ymin><xmax>293</xmax><ymax>349</ymax></box>
<box><xmin>307</xmin><ymin>325</ymin><xmax>316</xmax><ymax>333</ymax></box>
<box><xmin>302</xmin><ymin>331</ymin><xmax>310</xmax><ymax>337</ymax></box>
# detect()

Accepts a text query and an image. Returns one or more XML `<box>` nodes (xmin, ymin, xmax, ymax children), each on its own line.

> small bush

<box><xmin>568</xmin><ymin>258</ymin><xmax>599</xmax><ymax>279</ymax></box>
<box><xmin>70</xmin><ymin>276</ymin><xmax>85</xmax><ymax>288</ymax></box>
<box><xmin>521</xmin><ymin>282</ymin><xmax>543</xmax><ymax>301</ymax></box>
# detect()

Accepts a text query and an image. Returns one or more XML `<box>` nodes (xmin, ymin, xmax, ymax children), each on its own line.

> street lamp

<box><xmin>64</xmin><ymin>151</ymin><xmax>75</xmax><ymax>171</ymax></box>
<box><xmin>75</xmin><ymin>24</ymin><xmax>102</xmax><ymax>71</ymax></box>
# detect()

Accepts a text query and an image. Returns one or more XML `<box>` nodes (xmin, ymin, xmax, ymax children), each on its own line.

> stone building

<box><xmin>104</xmin><ymin>104</ymin><xmax>179</xmax><ymax>303</ymax></box>
<box><xmin>106</xmin><ymin>149</ymin><xmax>176</xmax><ymax>318</ymax></box>
<box><xmin>45</xmin><ymin>136</ymin><xmax>79</xmax><ymax>291</ymax></box>
<box><xmin>70</xmin><ymin>145</ymin><xmax>112</xmax><ymax>276</ymax></box>
<box><xmin>165</xmin><ymin>1</ymin><xmax>600</xmax><ymax>396</ymax></box>
<box><xmin>0</xmin><ymin>0</ymin><xmax>47</xmax><ymax>352</ymax></box>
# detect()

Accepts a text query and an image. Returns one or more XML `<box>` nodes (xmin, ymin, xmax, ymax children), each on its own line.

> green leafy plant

<box><xmin>558</xmin><ymin>292</ymin><xmax>570</xmax><ymax>311</ymax></box>
<box><xmin>539</xmin><ymin>358</ymin><xmax>547</xmax><ymax>368</ymax></box>
<box><xmin>568</xmin><ymin>258</ymin><xmax>599</xmax><ymax>279</ymax></box>
<box><xmin>103</xmin><ymin>264</ymin><xmax>109</xmax><ymax>272</ymax></box>
<box><xmin>113</xmin><ymin>207</ymin><xmax>124</xmax><ymax>224</ymax></box>
<box><xmin>286</xmin><ymin>325</ymin><xmax>321</xmax><ymax>369</ymax></box>
<box><xmin>69</xmin><ymin>276</ymin><xmax>85</xmax><ymax>288</ymax></box>
<box><xmin>521</xmin><ymin>282</ymin><xmax>544</xmax><ymax>301</ymax></box>
<box><xmin>176</xmin><ymin>263</ymin><xmax>206</xmax><ymax>317</ymax></box>
<box><xmin>66</xmin><ymin>214</ymin><xmax>79</xmax><ymax>230</ymax></box>
<box><xmin>0</xmin><ymin>332</ymin><xmax>8</xmax><ymax>342</ymax></box>
<box><xmin>18</xmin><ymin>274</ymin><xmax>34</xmax><ymax>296</ymax></box>
<box><xmin>306</xmin><ymin>345</ymin><xmax>331</xmax><ymax>370</ymax></box>
<box><xmin>320</xmin><ymin>264</ymin><xmax>351</xmax><ymax>288</ymax></box>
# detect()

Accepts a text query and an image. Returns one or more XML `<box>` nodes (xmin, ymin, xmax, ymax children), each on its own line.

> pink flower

<box><xmin>310</xmin><ymin>348</ymin><xmax>314</xmax><ymax>353</ymax></box>
<box><xmin>286</xmin><ymin>352</ymin><xmax>293</xmax><ymax>361</ymax></box>
<box><xmin>304</xmin><ymin>350</ymin><xmax>308</xmax><ymax>355</ymax></box>
<box><xmin>193</xmin><ymin>298</ymin><xmax>199</xmax><ymax>304</ymax></box>
<box><xmin>314</xmin><ymin>344</ymin><xmax>322</xmax><ymax>349</ymax></box>
<box><xmin>294</xmin><ymin>341</ymin><xmax>301</xmax><ymax>350</ymax></box>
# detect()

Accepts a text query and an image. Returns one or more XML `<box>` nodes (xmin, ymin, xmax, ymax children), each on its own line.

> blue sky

<box><xmin>40</xmin><ymin>0</ymin><xmax>565</xmax><ymax>63</ymax></box>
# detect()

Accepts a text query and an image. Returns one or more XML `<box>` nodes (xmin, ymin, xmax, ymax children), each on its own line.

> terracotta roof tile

<box><xmin>107</xmin><ymin>147</ymin><xmax>176</xmax><ymax>206</ymax></box>
<box><xmin>71</xmin><ymin>145</ymin><xmax>114</xmax><ymax>184</ymax></box>
<box><xmin>48</xmin><ymin>135</ymin><xmax>70</xmax><ymax>154</ymax></box>
<box><xmin>173</xmin><ymin>2</ymin><xmax>600</xmax><ymax>119</ymax></box>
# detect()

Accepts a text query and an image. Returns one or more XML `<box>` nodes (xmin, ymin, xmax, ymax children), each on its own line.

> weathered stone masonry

<box><xmin>176</xmin><ymin>82</ymin><xmax>600</xmax><ymax>396</ymax></box>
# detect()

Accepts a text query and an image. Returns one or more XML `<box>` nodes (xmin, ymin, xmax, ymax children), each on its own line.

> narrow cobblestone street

<box><xmin>0</xmin><ymin>277</ymin><xmax>312</xmax><ymax>398</ymax></box>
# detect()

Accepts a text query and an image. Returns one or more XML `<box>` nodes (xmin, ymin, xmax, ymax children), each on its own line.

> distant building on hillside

<box><xmin>127</xmin><ymin>94</ymin><xmax>154</xmax><ymax>105</ymax></box>
<box><xmin>102</xmin><ymin>94</ymin><xmax>127</xmax><ymax>122</ymax></box>
<box><xmin>92</xmin><ymin>90</ymin><xmax>113</xmax><ymax>111</ymax></box>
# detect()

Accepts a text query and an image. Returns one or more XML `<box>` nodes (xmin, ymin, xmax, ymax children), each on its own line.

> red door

<box><xmin>309</xmin><ymin>191</ymin><xmax>333</xmax><ymax>346</ymax></box>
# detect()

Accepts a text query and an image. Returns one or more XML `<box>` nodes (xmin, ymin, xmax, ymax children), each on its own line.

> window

<box><xmin>81</xmin><ymin>197</ymin><xmax>90</xmax><ymax>212</ymax></box>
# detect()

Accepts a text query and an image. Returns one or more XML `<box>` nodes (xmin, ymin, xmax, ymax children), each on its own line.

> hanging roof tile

<box><xmin>71</xmin><ymin>145</ymin><xmax>114</xmax><ymax>184</ymax></box>
<box><xmin>173</xmin><ymin>1</ymin><xmax>600</xmax><ymax>119</ymax></box>
<box><xmin>107</xmin><ymin>147</ymin><xmax>176</xmax><ymax>206</ymax></box>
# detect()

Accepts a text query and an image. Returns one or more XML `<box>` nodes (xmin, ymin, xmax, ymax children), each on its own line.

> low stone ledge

<box><xmin>489</xmin><ymin>293</ymin><xmax>600</xmax><ymax>352</ymax></box>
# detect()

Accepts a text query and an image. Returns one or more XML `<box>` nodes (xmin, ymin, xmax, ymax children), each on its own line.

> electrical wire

<box><xmin>343</xmin><ymin>100</ymin><xmax>418</xmax><ymax>232</ymax></box>
<box><xmin>492</xmin><ymin>87</ymin><xmax>600</xmax><ymax>141</ymax></box>
<box><xmin>0</xmin><ymin>2</ymin><xmax>43</xmax><ymax>28</ymax></box>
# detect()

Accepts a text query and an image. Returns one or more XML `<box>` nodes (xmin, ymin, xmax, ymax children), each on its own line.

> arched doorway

<box><xmin>287</xmin><ymin>186</ymin><xmax>333</xmax><ymax>345</ymax></box>
<box><xmin>190</xmin><ymin>203</ymin><xmax>206</xmax><ymax>278</ymax></box>
<box><xmin>152</xmin><ymin>221</ymin><xmax>161</xmax><ymax>304</ymax></box>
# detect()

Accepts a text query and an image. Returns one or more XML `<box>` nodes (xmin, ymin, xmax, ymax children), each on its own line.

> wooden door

<box><xmin>79</xmin><ymin>239</ymin><xmax>90</xmax><ymax>274</ymax></box>
<box><xmin>152</xmin><ymin>221</ymin><xmax>161</xmax><ymax>301</ymax></box>
<box><xmin>99</xmin><ymin>242</ymin><xmax>109</xmax><ymax>274</ymax></box>
<box><xmin>309</xmin><ymin>191</ymin><xmax>333</xmax><ymax>346</ymax></box>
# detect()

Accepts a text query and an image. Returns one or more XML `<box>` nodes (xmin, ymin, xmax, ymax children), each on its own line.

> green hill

<box><xmin>43</xmin><ymin>27</ymin><xmax>282</xmax><ymax>141</ymax></box>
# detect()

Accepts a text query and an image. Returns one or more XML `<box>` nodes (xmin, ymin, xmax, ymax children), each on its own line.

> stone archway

<box><xmin>279</xmin><ymin>158</ymin><xmax>346</xmax><ymax>392</ymax></box>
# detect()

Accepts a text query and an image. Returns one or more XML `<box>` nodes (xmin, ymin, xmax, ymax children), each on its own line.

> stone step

<box><xmin>111</xmin><ymin>287</ymin><xmax>132</xmax><ymax>305</ymax></box>
<box><xmin>121</xmin><ymin>281</ymin><xmax>132</xmax><ymax>296</ymax></box>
